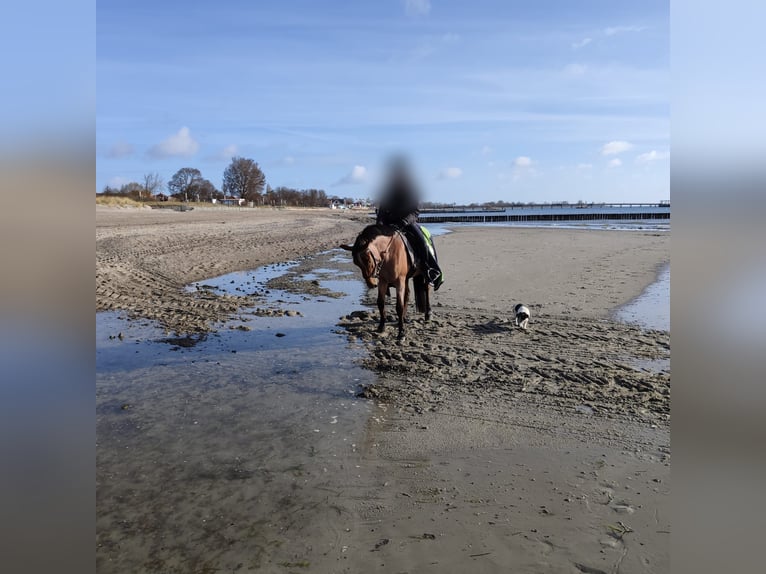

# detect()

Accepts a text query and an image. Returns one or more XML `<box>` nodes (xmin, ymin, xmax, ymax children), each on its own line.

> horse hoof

<box><xmin>377</xmin><ymin>325</ymin><xmax>385</xmax><ymax>333</ymax></box>
<box><xmin>397</xmin><ymin>332</ymin><xmax>406</xmax><ymax>342</ymax></box>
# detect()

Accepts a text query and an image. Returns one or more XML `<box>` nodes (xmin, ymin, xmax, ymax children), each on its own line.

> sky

<box><xmin>97</xmin><ymin>0</ymin><xmax>669</xmax><ymax>204</ymax></box>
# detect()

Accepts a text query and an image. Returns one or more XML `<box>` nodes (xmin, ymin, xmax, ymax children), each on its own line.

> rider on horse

<box><xmin>375</xmin><ymin>157</ymin><xmax>444</xmax><ymax>291</ymax></box>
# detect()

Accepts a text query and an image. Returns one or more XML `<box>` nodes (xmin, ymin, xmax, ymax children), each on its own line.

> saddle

<box><xmin>398</xmin><ymin>227</ymin><xmax>428</xmax><ymax>278</ymax></box>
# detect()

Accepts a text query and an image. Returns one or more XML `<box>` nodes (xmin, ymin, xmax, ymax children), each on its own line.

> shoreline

<box><xmin>613</xmin><ymin>261</ymin><xmax>671</xmax><ymax>332</ymax></box>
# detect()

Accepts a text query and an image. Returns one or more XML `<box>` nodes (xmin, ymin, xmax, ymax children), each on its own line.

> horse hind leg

<box><xmin>376</xmin><ymin>286</ymin><xmax>386</xmax><ymax>333</ymax></box>
<box><xmin>424</xmin><ymin>283</ymin><xmax>432</xmax><ymax>322</ymax></box>
<box><xmin>415</xmin><ymin>276</ymin><xmax>431</xmax><ymax>322</ymax></box>
<box><xmin>396</xmin><ymin>282</ymin><xmax>408</xmax><ymax>341</ymax></box>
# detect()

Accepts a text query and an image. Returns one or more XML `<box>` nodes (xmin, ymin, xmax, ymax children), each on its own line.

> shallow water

<box><xmin>97</xmin><ymin>249</ymin><xmax>378</xmax><ymax>572</ymax></box>
<box><xmin>615</xmin><ymin>263</ymin><xmax>670</xmax><ymax>332</ymax></box>
<box><xmin>184</xmin><ymin>260</ymin><xmax>299</xmax><ymax>296</ymax></box>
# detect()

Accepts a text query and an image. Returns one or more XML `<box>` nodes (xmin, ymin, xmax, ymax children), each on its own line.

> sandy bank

<box><xmin>97</xmin><ymin>206</ymin><xmax>367</xmax><ymax>333</ymax></box>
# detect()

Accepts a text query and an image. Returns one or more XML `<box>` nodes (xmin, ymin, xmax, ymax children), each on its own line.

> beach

<box><xmin>97</xmin><ymin>207</ymin><xmax>670</xmax><ymax>573</ymax></box>
<box><xmin>96</xmin><ymin>205</ymin><xmax>371</xmax><ymax>334</ymax></box>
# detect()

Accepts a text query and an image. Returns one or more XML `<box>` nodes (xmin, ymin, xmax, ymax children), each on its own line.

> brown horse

<box><xmin>341</xmin><ymin>224</ymin><xmax>430</xmax><ymax>341</ymax></box>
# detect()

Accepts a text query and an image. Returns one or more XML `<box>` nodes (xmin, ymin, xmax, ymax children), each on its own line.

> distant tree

<box><xmin>315</xmin><ymin>189</ymin><xmax>328</xmax><ymax>207</ymax></box>
<box><xmin>192</xmin><ymin>178</ymin><xmax>222</xmax><ymax>202</ymax></box>
<box><xmin>264</xmin><ymin>184</ymin><xmax>276</xmax><ymax>205</ymax></box>
<box><xmin>142</xmin><ymin>172</ymin><xmax>164</xmax><ymax>200</ymax></box>
<box><xmin>123</xmin><ymin>182</ymin><xmax>145</xmax><ymax>200</ymax></box>
<box><xmin>266</xmin><ymin>186</ymin><xmax>330</xmax><ymax>207</ymax></box>
<box><xmin>168</xmin><ymin>167</ymin><xmax>203</xmax><ymax>202</ymax></box>
<box><xmin>222</xmin><ymin>157</ymin><xmax>266</xmax><ymax>203</ymax></box>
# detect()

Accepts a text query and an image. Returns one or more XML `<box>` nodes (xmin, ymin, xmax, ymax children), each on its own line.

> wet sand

<box><xmin>97</xmin><ymin>208</ymin><xmax>670</xmax><ymax>573</ymax></box>
<box><xmin>96</xmin><ymin>205</ymin><xmax>368</xmax><ymax>334</ymax></box>
<box><xmin>337</xmin><ymin>227</ymin><xmax>670</xmax><ymax>574</ymax></box>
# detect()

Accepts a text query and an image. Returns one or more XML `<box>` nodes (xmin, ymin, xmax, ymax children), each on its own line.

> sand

<box><xmin>343</xmin><ymin>227</ymin><xmax>670</xmax><ymax>422</ymax></box>
<box><xmin>97</xmin><ymin>207</ymin><xmax>670</xmax><ymax>573</ymax></box>
<box><xmin>432</xmin><ymin>226</ymin><xmax>669</xmax><ymax>319</ymax></box>
<box><xmin>96</xmin><ymin>205</ymin><xmax>368</xmax><ymax>333</ymax></box>
<box><xmin>336</xmin><ymin>226</ymin><xmax>670</xmax><ymax>573</ymax></box>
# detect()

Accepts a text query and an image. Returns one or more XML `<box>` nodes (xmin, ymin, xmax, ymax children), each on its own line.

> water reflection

<box><xmin>615</xmin><ymin>264</ymin><xmax>670</xmax><ymax>332</ymax></box>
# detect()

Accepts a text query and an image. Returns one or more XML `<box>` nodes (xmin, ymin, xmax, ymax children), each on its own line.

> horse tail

<box><xmin>413</xmin><ymin>275</ymin><xmax>427</xmax><ymax>313</ymax></box>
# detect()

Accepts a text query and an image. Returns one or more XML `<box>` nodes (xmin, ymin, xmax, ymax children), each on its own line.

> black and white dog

<box><xmin>513</xmin><ymin>304</ymin><xmax>530</xmax><ymax>330</ymax></box>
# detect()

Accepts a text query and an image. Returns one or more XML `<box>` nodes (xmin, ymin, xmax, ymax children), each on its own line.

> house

<box><xmin>214</xmin><ymin>198</ymin><xmax>246</xmax><ymax>206</ymax></box>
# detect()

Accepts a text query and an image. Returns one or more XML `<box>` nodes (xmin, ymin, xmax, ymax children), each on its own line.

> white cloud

<box><xmin>577</xmin><ymin>163</ymin><xmax>593</xmax><ymax>170</ymax></box>
<box><xmin>404</xmin><ymin>0</ymin><xmax>430</xmax><ymax>17</ymax></box>
<box><xmin>438</xmin><ymin>167</ymin><xmax>462</xmax><ymax>180</ymax></box>
<box><xmin>571</xmin><ymin>37</ymin><xmax>592</xmax><ymax>49</ymax></box>
<box><xmin>512</xmin><ymin>157</ymin><xmax>537</xmax><ymax>181</ymax></box>
<box><xmin>601</xmin><ymin>140</ymin><xmax>633</xmax><ymax>155</ymax></box>
<box><xmin>635</xmin><ymin>150</ymin><xmax>670</xmax><ymax>164</ymax></box>
<box><xmin>604</xmin><ymin>25</ymin><xmax>646</xmax><ymax>36</ymax></box>
<box><xmin>148</xmin><ymin>127</ymin><xmax>199</xmax><ymax>159</ymax></box>
<box><xmin>335</xmin><ymin>165</ymin><xmax>368</xmax><ymax>185</ymax></box>
<box><xmin>106</xmin><ymin>141</ymin><xmax>134</xmax><ymax>159</ymax></box>
<box><xmin>608</xmin><ymin>158</ymin><xmax>623</xmax><ymax>168</ymax></box>
<box><xmin>481</xmin><ymin>145</ymin><xmax>492</xmax><ymax>155</ymax></box>
<box><xmin>514</xmin><ymin>156</ymin><xmax>532</xmax><ymax>167</ymax></box>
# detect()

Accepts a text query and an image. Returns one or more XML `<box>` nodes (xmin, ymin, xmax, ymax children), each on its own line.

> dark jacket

<box><xmin>376</xmin><ymin>168</ymin><xmax>420</xmax><ymax>227</ymax></box>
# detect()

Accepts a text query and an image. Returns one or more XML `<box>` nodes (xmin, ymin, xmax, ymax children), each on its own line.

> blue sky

<box><xmin>97</xmin><ymin>0</ymin><xmax>669</xmax><ymax>204</ymax></box>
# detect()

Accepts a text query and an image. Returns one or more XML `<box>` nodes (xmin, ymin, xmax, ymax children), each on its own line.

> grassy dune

<box><xmin>96</xmin><ymin>196</ymin><xmax>144</xmax><ymax>207</ymax></box>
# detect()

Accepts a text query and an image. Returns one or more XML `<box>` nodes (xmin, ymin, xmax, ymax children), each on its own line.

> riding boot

<box><xmin>425</xmin><ymin>234</ymin><xmax>443</xmax><ymax>290</ymax></box>
<box><xmin>408</xmin><ymin>224</ymin><xmax>443</xmax><ymax>289</ymax></box>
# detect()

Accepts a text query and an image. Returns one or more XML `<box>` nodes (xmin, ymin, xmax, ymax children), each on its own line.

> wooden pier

<box><xmin>415</xmin><ymin>202</ymin><xmax>670</xmax><ymax>224</ymax></box>
<box><xmin>419</xmin><ymin>211</ymin><xmax>670</xmax><ymax>224</ymax></box>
